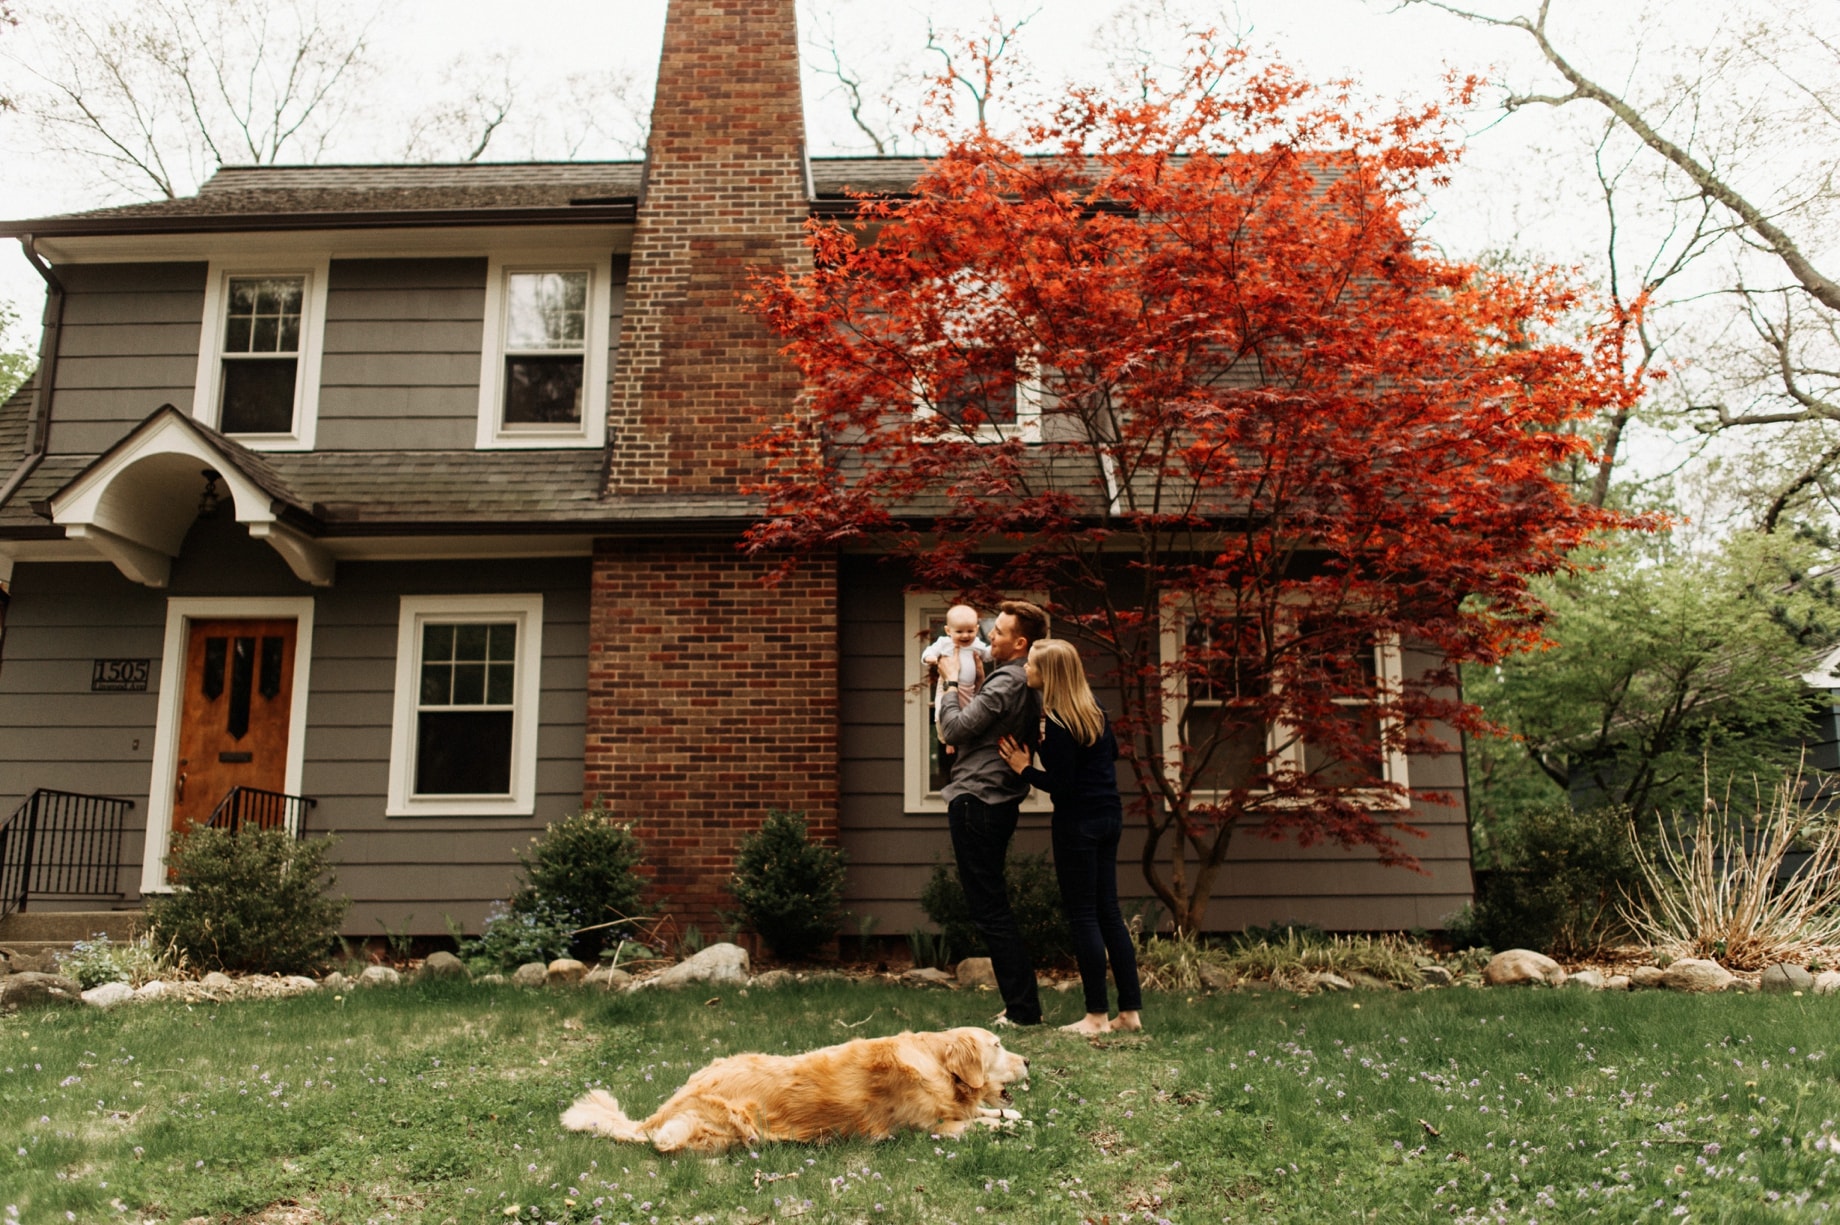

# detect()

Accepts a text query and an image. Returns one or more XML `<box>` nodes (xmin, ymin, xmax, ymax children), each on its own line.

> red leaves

<box><xmin>742</xmin><ymin>41</ymin><xmax>1649</xmax><ymax>927</ymax></box>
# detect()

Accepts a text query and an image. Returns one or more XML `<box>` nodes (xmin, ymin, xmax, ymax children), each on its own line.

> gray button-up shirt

<box><xmin>937</xmin><ymin>657</ymin><xmax>1040</xmax><ymax>806</ymax></box>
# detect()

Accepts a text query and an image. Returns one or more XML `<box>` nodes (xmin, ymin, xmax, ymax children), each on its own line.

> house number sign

<box><xmin>90</xmin><ymin>659</ymin><xmax>150</xmax><ymax>692</ymax></box>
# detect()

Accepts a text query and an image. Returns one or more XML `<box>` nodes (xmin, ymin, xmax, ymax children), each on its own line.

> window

<box><xmin>192</xmin><ymin>259</ymin><xmax>329</xmax><ymax>449</ymax></box>
<box><xmin>387</xmin><ymin>595</ymin><xmax>544</xmax><ymax>816</ymax></box>
<box><xmin>1161</xmin><ymin>603</ymin><xmax>1407</xmax><ymax>803</ymax></box>
<box><xmin>902</xmin><ymin>593</ymin><xmax>1051</xmax><ymax>814</ymax></box>
<box><xmin>477</xmin><ymin>254</ymin><xmax>612</xmax><ymax>448</ymax></box>
<box><xmin>914</xmin><ymin>351</ymin><xmax>1042</xmax><ymax>440</ymax></box>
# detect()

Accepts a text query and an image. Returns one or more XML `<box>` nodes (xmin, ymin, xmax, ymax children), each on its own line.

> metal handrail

<box><xmin>0</xmin><ymin>789</ymin><xmax>135</xmax><ymax>919</ymax></box>
<box><xmin>204</xmin><ymin>786</ymin><xmax>317</xmax><ymax>837</ymax></box>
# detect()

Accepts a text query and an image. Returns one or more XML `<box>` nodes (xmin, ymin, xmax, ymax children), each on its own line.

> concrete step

<box><xmin>0</xmin><ymin>910</ymin><xmax>143</xmax><ymax>947</ymax></box>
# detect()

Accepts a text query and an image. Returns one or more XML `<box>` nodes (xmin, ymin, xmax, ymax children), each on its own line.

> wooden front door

<box><xmin>171</xmin><ymin>618</ymin><xmax>298</xmax><ymax>835</ymax></box>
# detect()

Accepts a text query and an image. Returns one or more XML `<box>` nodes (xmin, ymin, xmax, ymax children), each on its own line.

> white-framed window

<box><xmin>902</xmin><ymin>592</ymin><xmax>1052</xmax><ymax>814</ymax></box>
<box><xmin>913</xmin><ymin>351</ymin><xmax>1043</xmax><ymax>441</ymax></box>
<box><xmin>476</xmin><ymin>252</ymin><xmax>612</xmax><ymax>449</ymax></box>
<box><xmin>1159</xmin><ymin>602</ymin><xmax>1408</xmax><ymax>805</ymax></box>
<box><xmin>386</xmin><ymin>594</ymin><xmax>544</xmax><ymax>816</ymax></box>
<box><xmin>191</xmin><ymin>258</ymin><xmax>330</xmax><ymax>449</ymax></box>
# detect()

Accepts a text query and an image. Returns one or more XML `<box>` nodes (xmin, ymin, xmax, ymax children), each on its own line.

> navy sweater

<box><xmin>1021</xmin><ymin>712</ymin><xmax>1124</xmax><ymax>819</ymax></box>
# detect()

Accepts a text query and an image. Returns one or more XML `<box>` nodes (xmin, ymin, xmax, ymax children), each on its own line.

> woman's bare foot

<box><xmin>1059</xmin><ymin>1012</ymin><xmax>1111</xmax><ymax>1036</ymax></box>
<box><xmin>1108</xmin><ymin>1011</ymin><xmax>1143</xmax><ymax>1033</ymax></box>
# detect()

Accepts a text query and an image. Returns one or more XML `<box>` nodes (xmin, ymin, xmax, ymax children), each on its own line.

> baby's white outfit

<box><xmin>922</xmin><ymin>634</ymin><xmax>991</xmax><ymax>719</ymax></box>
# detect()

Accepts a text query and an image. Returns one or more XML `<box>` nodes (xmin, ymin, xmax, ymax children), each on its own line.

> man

<box><xmin>937</xmin><ymin>598</ymin><xmax>1049</xmax><ymax>1026</ymax></box>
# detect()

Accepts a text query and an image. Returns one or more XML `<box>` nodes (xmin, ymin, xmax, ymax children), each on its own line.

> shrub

<box><xmin>919</xmin><ymin>852</ymin><xmax>1074</xmax><ymax>966</ymax></box>
<box><xmin>1462</xmin><ymin>802</ymin><xmax>1644</xmax><ymax>956</ymax></box>
<box><xmin>56</xmin><ymin>933</ymin><xmax>173</xmax><ymax>989</ymax></box>
<box><xmin>730</xmin><ymin>810</ymin><xmax>847</xmax><ymax>961</ymax></box>
<box><xmin>1623</xmin><ymin>772</ymin><xmax>1840</xmax><ymax>969</ymax></box>
<box><xmin>1222</xmin><ymin>927</ymin><xmax>1425</xmax><ymax>990</ymax></box>
<box><xmin>507</xmin><ymin>803</ymin><xmax>647</xmax><ymax>962</ymax></box>
<box><xmin>146</xmin><ymin>827</ymin><xmax>348</xmax><ymax>974</ymax></box>
<box><xmin>464</xmin><ymin>898</ymin><xmax>581</xmax><ymax>971</ymax></box>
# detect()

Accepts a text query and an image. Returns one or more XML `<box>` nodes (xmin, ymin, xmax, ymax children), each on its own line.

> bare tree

<box><xmin>1400</xmin><ymin>0</ymin><xmax>1840</xmax><ymax>528</ymax></box>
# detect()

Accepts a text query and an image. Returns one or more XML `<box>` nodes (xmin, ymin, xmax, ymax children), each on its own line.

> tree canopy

<box><xmin>745</xmin><ymin>39</ymin><xmax>1653</xmax><ymax>927</ymax></box>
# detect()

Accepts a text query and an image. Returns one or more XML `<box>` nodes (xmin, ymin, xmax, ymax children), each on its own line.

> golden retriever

<box><xmin>560</xmin><ymin>1026</ymin><xmax>1029</xmax><ymax>1153</ymax></box>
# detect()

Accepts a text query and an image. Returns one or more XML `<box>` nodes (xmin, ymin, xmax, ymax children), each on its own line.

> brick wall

<box><xmin>585</xmin><ymin>540</ymin><xmax>838</xmax><ymax>934</ymax></box>
<box><xmin>589</xmin><ymin>0</ymin><xmax>836</xmax><ymax>935</ymax></box>
<box><xmin>604</xmin><ymin>0</ymin><xmax>811</xmax><ymax>496</ymax></box>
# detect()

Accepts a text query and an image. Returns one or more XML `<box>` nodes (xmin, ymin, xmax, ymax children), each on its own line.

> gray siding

<box><xmin>45</xmin><ymin>262</ymin><xmax>206</xmax><ymax>455</ymax></box>
<box><xmin>835</xmin><ymin>558</ymin><xmax>1474</xmax><ymax>934</ymax></box>
<box><xmin>317</xmin><ymin>258</ymin><xmax>486</xmax><ymax>450</ymax></box>
<box><xmin>0</xmin><ymin>520</ymin><xmax>590</xmax><ymax>932</ymax></box>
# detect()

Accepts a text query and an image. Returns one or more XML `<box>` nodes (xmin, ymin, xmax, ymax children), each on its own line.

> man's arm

<box><xmin>937</xmin><ymin>665</ymin><xmax>1023</xmax><ymax>746</ymax></box>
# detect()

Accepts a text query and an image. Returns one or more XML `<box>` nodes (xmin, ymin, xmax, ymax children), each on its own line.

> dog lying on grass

<box><xmin>561</xmin><ymin>1026</ymin><xmax>1029</xmax><ymax>1153</ymax></box>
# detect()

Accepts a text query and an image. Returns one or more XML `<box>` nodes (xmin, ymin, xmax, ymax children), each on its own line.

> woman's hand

<box><xmin>997</xmin><ymin>735</ymin><xmax>1030</xmax><ymax>774</ymax></box>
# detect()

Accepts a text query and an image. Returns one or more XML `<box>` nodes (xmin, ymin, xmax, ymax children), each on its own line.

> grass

<box><xmin>7</xmin><ymin>980</ymin><xmax>1840</xmax><ymax>1222</ymax></box>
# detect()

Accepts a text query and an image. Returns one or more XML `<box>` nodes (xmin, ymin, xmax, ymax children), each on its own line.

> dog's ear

<box><xmin>942</xmin><ymin>1032</ymin><xmax>989</xmax><ymax>1089</ymax></box>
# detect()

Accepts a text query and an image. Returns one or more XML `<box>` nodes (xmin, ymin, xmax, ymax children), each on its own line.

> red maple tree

<box><xmin>745</xmin><ymin>44</ymin><xmax>1651</xmax><ymax>930</ymax></box>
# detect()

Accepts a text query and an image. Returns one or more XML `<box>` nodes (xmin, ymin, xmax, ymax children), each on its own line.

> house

<box><xmin>0</xmin><ymin>0</ymin><xmax>1474</xmax><ymax>940</ymax></box>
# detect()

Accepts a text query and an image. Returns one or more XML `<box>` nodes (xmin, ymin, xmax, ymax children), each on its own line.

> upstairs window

<box><xmin>914</xmin><ymin>350</ymin><xmax>1042</xmax><ymax>440</ymax></box>
<box><xmin>219</xmin><ymin>277</ymin><xmax>303</xmax><ymax>434</ymax></box>
<box><xmin>477</xmin><ymin>253</ymin><xmax>612</xmax><ymax>449</ymax></box>
<box><xmin>192</xmin><ymin>258</ymin><xmax>328</xmax><ymax>449</ymax></box>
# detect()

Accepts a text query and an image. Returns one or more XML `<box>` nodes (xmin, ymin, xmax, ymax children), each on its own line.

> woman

<box><xmin>998</xmin><ymin>639</ymin><xmax>1143</xmax><ymax>1035</ymax></box>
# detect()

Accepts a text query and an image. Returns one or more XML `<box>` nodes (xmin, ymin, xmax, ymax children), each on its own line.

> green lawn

<box><xmin>4</xmin><ymin>979</ymin><xmax>1840</xmax><ymax>1223</ymax></box>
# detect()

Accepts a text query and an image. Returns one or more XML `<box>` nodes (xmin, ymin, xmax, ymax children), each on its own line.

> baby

<box><xmin>922</xmin><ymin>604</ymin><xmax>991</xmax><ymax>772</ymax></box>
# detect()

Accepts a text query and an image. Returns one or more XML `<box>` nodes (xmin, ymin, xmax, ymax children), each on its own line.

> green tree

<box><xmin>0</xmin><ymin>298</ymin><xmax>36</xmax><ymax>404</ymax></box>
<box><xmin>1476</xmin><ymin>530</ymin><xmax>1840</xmax><ymax>823</ymax></box>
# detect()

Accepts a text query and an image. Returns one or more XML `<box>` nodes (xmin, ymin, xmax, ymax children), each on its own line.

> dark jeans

<box><xmin>947</xmin><ymin>794</ymin><xmax>1042</xmax><ymax>1025</ymax></box>
<box><xmin>1051</xmin><ymin>806</ymin><xmax>1143</xmax><ymax>1015</ymax></box>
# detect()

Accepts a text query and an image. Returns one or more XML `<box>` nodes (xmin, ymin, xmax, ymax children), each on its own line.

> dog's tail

<box><xmin>561</xmin><ymin>1089</ymin><xmax>648</xmax><ymax>1142</ymax></box>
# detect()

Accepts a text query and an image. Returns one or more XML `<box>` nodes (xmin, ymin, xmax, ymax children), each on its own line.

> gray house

<box><xmin>0</xmin><ymin>0</ymin><xmax>1474</xmax><ymax>940</ymax></box>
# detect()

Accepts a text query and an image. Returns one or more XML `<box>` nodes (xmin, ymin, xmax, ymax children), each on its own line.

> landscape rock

<box><xmin>1565</xmin><ymin>969</ymin><xmax>1606</xmax><ymax>991</ymax></box>
<box><xmin>642</xmin><ymin>943</ymin><xmax>751</xmax><ymax>990</ymax></box>
<box><xmin>1815</xmin><ymin>970</ymin><xmax>1840</xmax><ymax>996</ymax></box>
<box><xmin>280</xmin><ymin>976</ymin><xmax>318</xmax><ymax>994</ymax></box>
<box><xmin>750</xmin><ymin>969</ymin><xmax>795</xmax><ymax>989</ymax></box>
<box><xmin>1418</xmin><ymin>965</ymin><xmax>1454</xmax><ymax>988</ymax></box>
<box><xmin>320</xmin><ymin>972</ymin><xmax>347</xmax><ymax>992</ymax></box>
<box><xmin>201</xmin><ymin>971</ymin><xmax>237</xmax><ymax>995</ymax></box>
<box><xmin>1761</xmin><ymin>963</ymin><xmax>1815</xmax><ymax>994</ymax></box>
<box><xmin>417</xmin><ymin>951</ymin><xmax>468</xmax><ymax>980</ymax></box>
<box><xmin>955</xmin><ymin>957</ymin><xmax>997</xmax><ymax>989</ymax></box>
<box><xmin>1482</xmin><ymin>949</ymin><xmax>1567</xmax><ymax>987</ymax></box>
<box><xmin>13</xmin><ymin>950</ymin><xmax>61</xmax><ymax>975</ymax></box>
<box><xmin>546</xmin><ymin>958</ymin><xmax>588</xmax><ymax>985</ymax></box>
<box><xmin>1630</xmin><ymin>966</ymin><xmax>1666</xmax><ymax>989</ymax></box>
<box><xmin>1605</xmin><ymin>975</ymin><xmax>1631</xmax><ymax>991</ymax></box>
<box><xmin>358</xmin><ymin>965</ymin><xmax>401</xmax><ymax>988</ymax></box>
<box><xmin>1344</xmin><ymin>970</ymin><xmax>1396</xmax><ymax>991</ymax></box>
<box><xmin>136</xmin><ymin>979</ymin><xmax>170</xmax><ymax>1000</ymax></box>
<box><xmin>1309</xmin><ymin>972</ymin><xmax>1354</xmax><ymax>993</ymax></box>
<box><xmin>0</xmin><ymin>971</ymin><xmax>84</xmax><ymax>1011</ymax></box>
<box><xmin>1197</xmin><ymin>963</ymin><xmax>1235</xmax><ymax>992</ymax></box>
<box><xmin>82</xmin><ymin>981</ymin><xmax>137</xmax><ymax>1008</ymax></box>
<box><xmin>512</xmin><ymin>962</ymin><xmax>548</xmax><ymax>988</ymax></box>
<box><xmin>585</xmin><ymin>965</ymin><xmax>634</xmax><ymax>990</ymax></box>
<box><xmin>901</xmin><ymin>967</ymin><xmax>956</xmax><ymax>987</ymax></box>
<box><xmin>479</xmin><ymin>973</ymin><xmax>506</xmax><ymax>985</ymax></box>
<box><xmin>1658</xmin><ymin>958</ymin><xmax>1735</xmax><ymax>993</ymax></box>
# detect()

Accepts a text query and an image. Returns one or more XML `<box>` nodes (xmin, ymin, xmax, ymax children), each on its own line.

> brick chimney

<box><xmin>604</xmin><ymin>0</ymin><xmax>812</xmax><ymax>495</ymax></box>
<box><xmin>588</xmin><ymin>0</ymin><xmax>838</xmax><ymax>939</ymax></box>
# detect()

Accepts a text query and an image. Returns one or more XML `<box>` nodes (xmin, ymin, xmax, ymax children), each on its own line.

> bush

<box><xmin>919</xmin><ymin>852</ymin><xmax>1074</xmax><ymax>966</ymax></box>
<box><xmin>56</xmin><ymin>933</ymin><xmax>172</xmax><ymax>989</ymax></box>
<box><xmin>1461</xmin><ymin>802</ymin><xmax>1644</xmax><ymax>956</ymax></box>
<box><xmin>730</xmin><ymin>810</ymin><xmax>847</xmax><ymax>961</ymax></box>
<box><xmin>464</xmin><ymin>898</ymin><xmax>582</xmax><ymax>971</ymax></box>
<box><xmin>146</xmin><ymin>827</ymin><xmax>348</xmax><ymax>974</ymax></box>
<box><xmin>505</xmin><ymin>803</ymin><xmax>647</xmax><ymax>963</ymax></box>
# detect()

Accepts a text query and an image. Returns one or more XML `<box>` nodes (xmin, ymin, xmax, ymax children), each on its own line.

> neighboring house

<box><xmin>0</xmin><ymin>0</ymin><xmax>1473</xmax><ymax>937</ymax></box>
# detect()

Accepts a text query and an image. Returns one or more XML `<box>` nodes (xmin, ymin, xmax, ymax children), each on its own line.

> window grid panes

<box><xmin>502</xmin><ymin>270</ymin><xmax>588</xmax><ymax>428</ymax></box>
<box><xmin>219</xmin><ymin>275</ymin><xmax>304</xmax><ymax>434</ymax></box>
<box><xmin>414</xmin><ymin>620</ymin><xmax>518</xmax><ymax>796</ymax></box>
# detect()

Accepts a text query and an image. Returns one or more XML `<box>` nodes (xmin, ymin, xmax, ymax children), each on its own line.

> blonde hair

<box><xmin>1030</xmin><ymin>639</ymin><xmax>1104</xmax><ymax>746</ymax></box>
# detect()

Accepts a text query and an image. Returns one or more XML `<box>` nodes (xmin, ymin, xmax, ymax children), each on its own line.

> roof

<box><xmin>0</xmin><ymin>157</ymin><xmax>938</xmax><ymax>239</ymax></box>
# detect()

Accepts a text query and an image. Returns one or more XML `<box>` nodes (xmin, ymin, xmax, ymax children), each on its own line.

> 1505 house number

<box><xmin>91</xmin><ymin>659</ymin><xmax>150</xmax><ymax>692</ymax></box>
